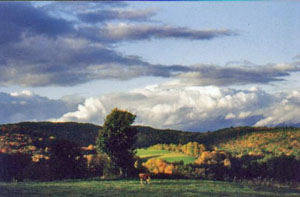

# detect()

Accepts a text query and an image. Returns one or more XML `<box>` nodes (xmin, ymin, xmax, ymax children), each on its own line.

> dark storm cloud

<box><xmin>178</xmin><ymin>64</ymin><xmax>300</xmax><ymax>86</ymax></box>
<box><xmin>0</xmin><ymin>33</ymin><xmax>191</xmax><ymax>86</ymax></box>
<box><xmin>0</xmin><ymin>2</ymin><xmax>238</xmax><ymax>87</ymax></box>
<box><xmin>0</xmin><ymin>2</ymin><xmax>73</xmax><ymax>45</ymax></box>
<box><xmin>42</xmin><ymin>1</ymin><xmax>127</xmax><ymax>13</ymax></box>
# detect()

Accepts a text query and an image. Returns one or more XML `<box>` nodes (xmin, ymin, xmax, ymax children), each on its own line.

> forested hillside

<box><xmin>217</xmin><ymin>128</ymin><xmax>300</xmax><ymax>158</ymax></box>
<box><xmin>137</xmin><ymin>128</ymin><xmax>300</xmax><ymax>182</ymax></box>
<box><xmin>0</xmin><ymin>122</ymin><xmax>298</xmax><ymax>149</ymax></box>
<box><xmin>0</xmin><ymin>122</ymin><xmax>100</xmax><ymax>147</ymax></box>
<box><xmin>1</xmin><ymin>121</ymin><xmax>299</xmax><ymax>183</ymax></box>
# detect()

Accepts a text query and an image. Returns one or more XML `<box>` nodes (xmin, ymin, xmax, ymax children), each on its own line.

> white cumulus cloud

<box><xmin>10</xmin><ymin>90</ymin><xmax>33</xmax><ymax>97</ymax></box>
<box><xmin>55</xmin><ymin>84</ymin><xmax>300</xmax><ymax>131</ymax></box>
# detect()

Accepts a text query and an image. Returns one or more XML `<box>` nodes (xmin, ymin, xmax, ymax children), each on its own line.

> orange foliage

<box><xmin>150</xmin><ymin>142</ymin><xmax>206</xmax><ymax>157</ymax></box>
<box><xmin>32</xmin><ymin>154</ymin><xmax>49</xmax><ymax>162</ymax></box>
<box><xmin>223</xmin><ymin>158</ymin><xmax>231</xmax><ymax>167</ymax></box>
<box><xmin>217</xmin><ymin>129</ymin><xmax>300</xmax><ymax>157</ymax></box>
<box><xmin>143</xmin><ymin>158</ymin><xmax>175</xmax><ymax>175</ymax></box>
<box><xmin>195</xmin><ymin>150</ymin><xmax>231</xmax><ymax>167</ymax></box>
<box><xmin>84</xmin><ymin>154</ymin><xmax>94</xmax><ymax>164</ymax></box>
<box><xmin>81</xmin><ymin>144</ymin><xmax>95</xmax><ymax>151</ymax></box>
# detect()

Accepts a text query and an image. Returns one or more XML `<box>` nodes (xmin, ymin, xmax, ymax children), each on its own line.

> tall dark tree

<box><xmin>97</xmin><ymin>108</ymin><xmax>137</xmax><ymax>177</ymax></box>
<box><xmin>48</xmin><ymin>139</ymin><xmax>86</xmax><ymax>180</ymax></box>
<box><xmin>0</xmin><ymin>153</ymin><xmax>31</xmax><ymax>182</ymax></box>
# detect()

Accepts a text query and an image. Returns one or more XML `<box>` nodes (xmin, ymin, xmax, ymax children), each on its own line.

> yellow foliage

<box><xmin>223</xmin><ymin>158</ymin><xmax>231</xmax><ymax>167</ymax></box>
<box><xmin>195</xmin><ymin>150</ymin><xmax>231</xmax><ymax>167</ymax></box>
<box><xmin>32</xmin><ymin>154</ymin><xmax>48</xmax><ymax>162</ymax></box>
<box><xmin>195</xmin><ymin>151</ymin><xmax>217</xmax><ymax>165</ymax></box>
<box><xmin>143</xmin><ymin>158</ymin><xmax>175</xmax><ymax>175</ymax></box>
<box><xmin>150</xmin><ymin>142</ymin><xmax>206</xmax><ymax>157</ymax></box>
<box><xmin>152</xmin><ymin>168</ymin><xmax>159</xmax><ymax>174</ymax></box>
<box><xmin>49</xmin><ymin>136</ymin><xmax>55</xmax><ymax>140</ymax></box>
<box><xmin>164</xmin><ymin>165</ymin><xmax>174</xmax><ymax>175</ymax></box>
<box><xmin>28</xmin><ymin>145</ymin><xmax>37</xmax><ymax>151</ymax></box>
<box><xmin>217</xmin><ymin>129</ymin><xmax>300</xmax><ymax>157</ymax></box>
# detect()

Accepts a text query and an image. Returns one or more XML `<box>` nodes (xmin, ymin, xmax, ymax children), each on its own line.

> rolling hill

<box><xmin>1</xmin><ymin>121</ymin><xmax>299</xmax><ymax>183</ymax></box>
<box><xmin>1</xmin><ymin>121</ymin><xmax>299</xmax><ymax>161</ymax></box>
<box><xmin>217</xmin><ymin>128</ymin><xmax>300</xmax><ymax>158</ymax></box>
<box><xmin>0</xmin><ymin>121</ymin><xmax>299</xmax><ymax>149</ymax></box>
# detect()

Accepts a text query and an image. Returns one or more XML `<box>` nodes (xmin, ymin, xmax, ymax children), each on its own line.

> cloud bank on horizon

<box><xmin>54</xmin><ymin>85</ymin><xmax>300</xmax><ymax>131</ymax></box>
<box><xmin>2</xmin><ymin>85</ymin><xmax>298</xmax><ymax>132</ymax></box>
<box><xmin>0</xmin><ymin>2</ymin><xmax>299</xmax><ymax>131</ymax></box>
<box><xmin>0</xmin><ymin>90</ymin><xmax>82</xmax><ymax>124</ymax></box>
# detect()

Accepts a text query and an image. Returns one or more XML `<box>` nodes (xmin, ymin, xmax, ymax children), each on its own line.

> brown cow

<box><xmin>139</xmin><ymin>173</ymin><xmax>151</xmax><ymax>185</ymax></box>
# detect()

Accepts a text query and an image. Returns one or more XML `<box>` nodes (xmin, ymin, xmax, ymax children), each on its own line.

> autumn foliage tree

<box><xmin>144</xmin><ymin>158</ymin><xmax>175</xmax><ymax>175</ymax></box>
<box><xmin>97</xmin><ymin>108</ymin><xmax>137</xmax><ymax>178</ymax></box>
<box><xmin>150</xmin><ymin>142</ymin><xmax>206</xmax><ymax>157</ymax></box>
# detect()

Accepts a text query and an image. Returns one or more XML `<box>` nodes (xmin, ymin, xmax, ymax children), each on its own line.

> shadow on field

<box><xmin>1</xmin><ymin>180</ymin><xmax>299</xmax><ymax>197</ymax></box>
<box><xmin>252</xmin><ymin>185</ymin><xmax>300</xmax><ymax>195</ymax></box>
<box><xmin>140</xmin><ymin>155</ymin><xmax>161</xmax><ymax>162</ymax></box>
<box><xmin>185</xmin><ymin>192</ymin><xmax>274</xmax><ymax>197</ymax></box>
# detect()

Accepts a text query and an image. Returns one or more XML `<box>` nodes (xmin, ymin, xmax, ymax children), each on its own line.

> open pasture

<box><xmin>0</xmin><ymin>179</ymin><xmax>299</xmax><ymax>197</ymax></box>
<box><xmin>136</xmin><ymin>148</ymin><xmax>196</xmax><ymax>164</ymax></box>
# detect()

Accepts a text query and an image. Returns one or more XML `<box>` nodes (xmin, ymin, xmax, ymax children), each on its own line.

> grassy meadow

<box><xmin>136</xmin><ymin>148</ymin><xmax>196</xmax><ymax>164</ymax></box>
<box><xmin>1</xmin><ymin>179</ymin><xmax>299</xmax><ymax>197</ymax></box>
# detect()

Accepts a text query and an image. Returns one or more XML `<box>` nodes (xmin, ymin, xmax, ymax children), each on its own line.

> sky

<box><xmin>0</xmin><ymin>1</ymin><xmax>300</xmax><ymax>131</ymax></box>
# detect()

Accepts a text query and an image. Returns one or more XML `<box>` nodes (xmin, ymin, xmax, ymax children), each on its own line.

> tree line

<box><xmin>0</xmin><ymin>109</ymin><xmax>299</xmax><ymax>184</ymax></box>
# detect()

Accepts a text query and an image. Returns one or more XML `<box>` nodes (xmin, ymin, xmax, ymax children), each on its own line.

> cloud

<box><xmin>293</xmin><ymin>54</ymin><xmax>300</xmax><ymax>59</ymax></box>
<box><xmin>0</xmin><ymin>2</ymin><xmax>73</xmax><ymax>45</ymax></box>
<box><xmin>0</xmin><ymin>34</ymin><xmax>190</xmax><ymax>86</ymax></box>
<box><xmin>1</xmin><ymin>86</ymin><xmax>299</xmax><ymax>131</ymax></box>
<box><xmin>254</xmin><ymin>90</ymin><xmax>300</xmax><ymax>127</ymax></box>
<box><xmin>0</xmin><ymin>2</ymin><xmax>238</xmax><ymax>87</ymax></box>
<box><xmin>78</xmin><ymin>9</ymin><xmax>156</xmax><ymax>23</ymax></box>
<box><xmin>55</xmin><ymin>85</ymin><xmax>299</xmax><ymax>132</ymax></box>
<box><xmin>3</xmin><ymin>3</ymin><xmax>297</xmax><ymax>89</ymax></box>
<box><xmin>90</xmin><ymin>23</ymin><xmax>237</xmax><ymax>43</ymax></box>
<box><xmin>0</xmin><ymin>2</ymin><xmax>295</xmax><ymax>89</ymax></box>
<box><xmin>0</xmin><ymin>28</ymin><xmax>297</xmax><ymax>87</ymax></box>
<box><xmin>175</xmin><ymin>63</ymin><xmax>300</xmax><ymax>87</ymax></box>
<box><xmin>0</xmin><ymin>91</ymin><xmax>83</xmax><ymax>124</ymax></box>
<box><xmin>10</xmin><ymin>90</ymin><xmax>33</xmax><ymax>97</ymax></box>
<box><xmin>42</xmin><ymin>1</ymin><xmax>127</xmax><ymax>14</ymax></box>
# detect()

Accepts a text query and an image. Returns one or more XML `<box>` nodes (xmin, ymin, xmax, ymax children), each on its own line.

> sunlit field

<box><xmin>136</xmin><ymin>148</ymin><xmax>196</xmax><ymax>164</ymax></box>
<box><xmin>1</xmin><ymin>179</ymin><xmax>299</xmax><ymax>197</ymax></box>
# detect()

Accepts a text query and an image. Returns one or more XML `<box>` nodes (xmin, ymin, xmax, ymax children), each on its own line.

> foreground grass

<box><xmin>0</xmin><ymin>179</ymin><xmax>299</xmax><ymax>197</ymax></box>
<box><xmin>136</xmin><ymin>148</ymin><xmax>196</xmax><ymax>164</ymax></box>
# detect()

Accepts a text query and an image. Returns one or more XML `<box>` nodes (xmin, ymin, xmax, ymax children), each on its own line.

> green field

<box><xmin>136</xmin><ymin>148</ymin><xmax>196</xmax><ymax>164</ymax></box>
<box><xmin>0</xmin><ymin>179</ymin><xmax>299</xmax><ymax>197</ymax></box>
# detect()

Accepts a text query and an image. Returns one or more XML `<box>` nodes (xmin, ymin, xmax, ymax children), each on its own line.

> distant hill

<box><xmin>1</xmin><ymin>121</ymin><xmax>299</xmax><ymax>183</ymax></box>
<box><xmin>0</xmin><ymin>122</ymin><xmax>101</xmax><ymax>147</ymax></box>
<box><xmin>135</xmin><ymin>125</ymin><xmax>300</xmax><ymax>148</ymax></box>
<box><xmin>217</xmin><ymin>127</ymin><xmax>300</xmax><ymax>158</ymax></box>
<box><xmin>0</xmin><ymin>122</ymin><xmax>192</xmax><ymax>147</ymax></box>
<box><xmin>1</xmin><ymin>121</ymin><xmax>298</xmax><ymax>149</ymax></box>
